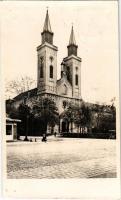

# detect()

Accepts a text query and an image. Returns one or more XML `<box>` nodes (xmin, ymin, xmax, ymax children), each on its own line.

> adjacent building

<box><xmin>6</xmin><ymin>117</ymin><xmax>21</xmax><ymax>141</ymax></box>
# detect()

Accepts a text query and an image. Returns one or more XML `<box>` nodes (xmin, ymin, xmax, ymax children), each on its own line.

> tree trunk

<box><xmin>43</xmin><ymin>121</ymin><xmax>48</xmax><ymax>136</ymax></box>
<box><xmin>24</xmin><ymin>115</ymin><xmax>29</xmax><ymax>141</ymax></box>
<box><xmin>82</xmin><ymin>127</ymin><xmax>84</xmax><ymax>134</ymax></box>
<box><xmin>42</xmin><ymin>122</ymin><xmax>48</xmax><ymax>142</ymax></box>
<box><xmin>80</xmin><ymin>126</ymin><xmax>81</xmax><ymax>134</ymax></box>
<box><xmin>71</xmin><ymin>121</ymin><xmax>73</xmax><ymax>133</ymax></box>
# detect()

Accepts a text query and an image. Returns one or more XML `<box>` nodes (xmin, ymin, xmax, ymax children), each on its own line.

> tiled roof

<box><xmin>13</xmin><ymin>88</ymin><xmax>37</xmax><ymax>101</ymax></box>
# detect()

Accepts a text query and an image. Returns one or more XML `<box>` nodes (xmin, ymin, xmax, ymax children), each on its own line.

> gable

<box><xmin>56</xmin><ymin>77</ymin><xmax>72</xmax><ymax>97</ymax></box>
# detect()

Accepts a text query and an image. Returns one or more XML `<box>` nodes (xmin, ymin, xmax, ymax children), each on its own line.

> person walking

<box><xmin>54</xmin><ymin>131</ymin><xmax>57</xmax><ymax>137</ymax></box>
<box><xmin>42</xmin><ymin>133</ymin><xmax>47</xmax><ymax>142</ymax></box>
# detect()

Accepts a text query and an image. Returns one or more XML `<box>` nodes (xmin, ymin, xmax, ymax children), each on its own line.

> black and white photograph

<box><xmin>1</xmin><ymin>0</ymin><xmax>120</xmax><ymax>199</ymax></box>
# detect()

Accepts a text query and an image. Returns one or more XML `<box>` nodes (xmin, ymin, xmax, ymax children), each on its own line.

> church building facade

<box><xmin>10</xmin><ymin>10</ymin><xmax>83</xmax><ymax>134</ymax></box>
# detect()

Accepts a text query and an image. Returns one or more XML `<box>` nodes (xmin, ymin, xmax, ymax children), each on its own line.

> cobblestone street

<box><xmin>7</xmin><ymin>137</ymin><xmax>116</xmax><ymax>179</ymax></box>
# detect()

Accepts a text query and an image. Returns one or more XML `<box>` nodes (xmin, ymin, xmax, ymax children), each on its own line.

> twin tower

<box><xmin>37</xmin><ymin>10</ymin><xmax>82</xmax><ymax>99</ymax></box>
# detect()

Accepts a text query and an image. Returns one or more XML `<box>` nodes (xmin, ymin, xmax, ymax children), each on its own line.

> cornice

<box><xmin>63</xmin><ymin>55</ymin><xmax>82</xmax><ymax>62</ymax></box>
<box><xmin>37</xmin><ymin>42</ymin><xmax>58</xmax><ymax>51</ymax></box>
<box><xmin>38</xmin><ymin>92</ymin><xmax>82</xmax><ymax>101</ymax></box>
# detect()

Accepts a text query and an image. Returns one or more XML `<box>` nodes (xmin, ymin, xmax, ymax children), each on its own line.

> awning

<box><xmin>6</xmin><ymin>118</ymin><xmax>21</xmax><ymax>123</ymax></box>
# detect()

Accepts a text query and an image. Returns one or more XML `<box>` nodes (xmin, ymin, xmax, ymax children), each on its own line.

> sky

<box><xmin>1</xmin><ymin>1</ymin><xmax>119</xmax><ymax>104</ymax></box>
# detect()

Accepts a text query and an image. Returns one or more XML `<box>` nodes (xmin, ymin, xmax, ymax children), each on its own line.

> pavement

<box><xmin>7</xmin><ymin>136</ymin><xmax>116</xmax><ymax>179</ymax></box>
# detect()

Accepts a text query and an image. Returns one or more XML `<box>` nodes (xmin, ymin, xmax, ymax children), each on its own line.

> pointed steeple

<box><xmin>41</xmin><ymin>9</ymin><xmax>53</xmax><ymax>45</ymax></box>
<box><xmin>69</xmin><ymin>26</ymin><xmax>76</xmax><ymax>45</ymax></box>
<box><xmin>67</xmin><ymin>25</ymin><xmax>78</xmax><ymax>56</ymax></box>
<box><xmin>43</xmin><ymin>9</ymin><xmax>52</xmax><ymax>33</ymax></box>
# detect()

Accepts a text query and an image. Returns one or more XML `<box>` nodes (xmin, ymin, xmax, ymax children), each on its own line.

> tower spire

<box><xmin>69</xmin><ymin>25</ymin><xmax>76</xmax><ymax>45</ymax></box>
<box><xmin>43</xmin><ymin>9</ymin><xmax>52</xmax><ymax>33</ymax></box>
<box><xmin>67</xmin><ymin>25</ymin><xmax>78</xmax><ymax>56</ymax></box>
<box><xmin>41</xmin><ymin>9</ymin><xmax>53</xmax><ymax>44</ymax></box>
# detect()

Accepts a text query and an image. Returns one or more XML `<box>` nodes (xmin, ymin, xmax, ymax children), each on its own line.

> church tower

<box><xmin>63</xmin><ymin>26</ymin><xmax>82</xmax><ymax>99</ymax></box>
<box><xmin>37</xmin><ymin>10</ymin><xmax>58</xmax><ymax>94</ymax></box>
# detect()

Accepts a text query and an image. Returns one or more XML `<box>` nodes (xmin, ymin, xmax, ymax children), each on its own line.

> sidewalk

<box><xmin>7</xmin><ymin>135</ymin><xmax>76</xmax><ymax>145</ymax></box>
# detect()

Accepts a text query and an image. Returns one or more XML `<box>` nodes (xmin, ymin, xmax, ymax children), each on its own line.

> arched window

<box><xmin>75</xmin><ymin>74</ymin><xmax>78</xmax><ymax>86</ymax></box>
<box><xmin>50</xmin><ymin>65</ymin><xmax>53</xmax><ymax>78</ymax></box>
<box><xmin>40</xmin><ymin>57</ymin><xmax>44</xmax><ymax>78</ymax></box>
<box><xmin>40</xmin><ymin>64</ymin><xmax>43</xmax><ymax>78</ymax></box>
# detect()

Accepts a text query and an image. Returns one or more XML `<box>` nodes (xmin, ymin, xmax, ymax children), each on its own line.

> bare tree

<box><xmin>6</xmin><ymin>76</ymin><xmax>36</xmax><ymax>98</ymax></box>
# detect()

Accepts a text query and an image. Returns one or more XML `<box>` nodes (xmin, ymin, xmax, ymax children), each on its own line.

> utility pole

<box><xmin>24</xmin><ymin>96</ymin><xmax>29</xmax><ymax>141</ymax></box>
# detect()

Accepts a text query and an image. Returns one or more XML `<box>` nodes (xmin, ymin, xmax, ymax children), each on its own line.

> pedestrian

<box><xmin>42</xmin><ymin>133</ymin><xmax>47</xmax><ymax>142</ymax></box>
<box><xmin>54</xmin><ymin>131</ymin><xmax>57</xmax><ymax>137</ymax></box>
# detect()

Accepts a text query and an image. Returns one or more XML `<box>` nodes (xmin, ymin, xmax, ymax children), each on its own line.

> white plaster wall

<box><xmin>37</xmin><ymin>43</ymin><xmax>57</xmax><ymax>94</ymax></box>
<box><xmin>57</xmin><ymin>79</ymin><xmax>72</xmax><ymax>98</ymax></box>
<box><xmin>64</xmin><ymin>56</ymin><xmax>81</xmax><ymax>99</ymax></box>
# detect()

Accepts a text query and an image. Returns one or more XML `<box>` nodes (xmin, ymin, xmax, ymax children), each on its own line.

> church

<box><xmin>9</xmin><ymin>10</ymin><xmax>83</xmax><ymax>134</ymax></box>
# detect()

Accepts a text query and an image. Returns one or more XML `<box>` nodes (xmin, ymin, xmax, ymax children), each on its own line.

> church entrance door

<box><xmin>62</xmin><ymin>120</ymin><xmax>69</xmax><ymax>133</ymax></box>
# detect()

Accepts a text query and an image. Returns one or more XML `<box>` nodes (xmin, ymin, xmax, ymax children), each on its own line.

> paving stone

<box><xmin>7</xmin><ymin>137</ymin><xmax>116</xmax><ymax>179</ymax></box>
